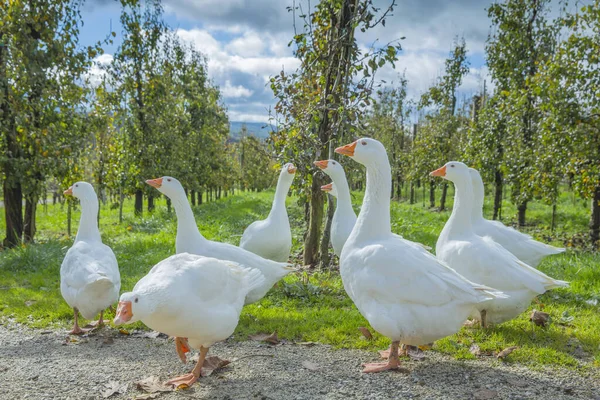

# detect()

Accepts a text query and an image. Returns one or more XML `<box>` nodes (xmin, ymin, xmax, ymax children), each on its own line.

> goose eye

<box><xmin>75</xmin><ymin>184</ymin><xmax>79</xmax><ymax>187</ymax></box>
<box><xmin>134</xmin><ymin>297</ymin><xmax>138</xmax><ymax>303</ymax></box>
<box><xmin>167</xmin><ymin>178</ymin><xmax>172</xmax><ymax>182</ymax></box>
<box><xmin>332</xmin><ymin>161</ymin><xmax>336</xmax><ymax>165</ymax></box>
<box><xmin>361</xmin><ymin>141</ymin><xmax>367</xmax><ymax>146</ymax></box>
<box><xmin>450</xmin><ymin>165</ymin><xmax>455</xmax><ymax>168</ymax></box>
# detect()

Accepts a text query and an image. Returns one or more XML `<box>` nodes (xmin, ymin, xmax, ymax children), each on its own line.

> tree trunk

<box><xmin>3</xmin><ymin>180</ymin><xmax>23</xmax><ymax>247</ymax></box>
<box><xmin>166</xmin><ymin>197</ymin><xmax>171</xmax><ymax>213</ymax></box>
<box><xmin>198</xmin><ymin>190</ymin><xmax>202</xmax><ymax>205</ymax></box>
<box><xmin>410</xmin><ymin>182</ymin><xmax>415</xmax><ymax>204</ymax></box>
<box><xmin>590</xmin><ymin>184</ymin><xmax>600</xmax><ymax>247</ymax></box>
<box><xmin>439</xmin><ymin>183</ymin><xmax>448</xmax><ymax>211</ymax></box>
<box><xmin>517</xmin><ymin>201</ymin><xmax>528</xmax><ymax>227</ymax></box>
<box><xmin>551</xmin><ymin>203</ymin><xmax>557</xmax><ymax>232</ymax></box>
<box><xmin>493</xmin><ymin>170</ymin><xmax>503</xmax><ymax>220</ymax></box>
<box><xmin>304</xmin><ymin>177</ymin><xmax>325</xmax><ymax>267</ymax></box>
<box><xmin>119</xmin><ymin>189</ymin><xmax>124</xmax><ymax>224</ymax></box>
<box><xmin>396</xmin><ymin>175</ymin><xmax>402</xmax><ymax>200</ymax></box>
<box><xmin>23</xmin><ymin>195</ymin><xmax>37</xmax><ymax>243</ymax></box>
<box><xmin>67</xmin><ymin>200</ymin><xmax>72</xmax><ymax>238</ymax></box>
<box><xmin>429</xmin><ymin>182</ymin><xmax>435</xmax><ymax>208</ymax></box>
<box><xmin>319</xmin><ymin>192</ymin><xmax>335</xmax><ymax>269</ymax></box>
<box><xmin>148</xmin><ymin>194</ymin><xmax>154</xmax><ymax>212</ymax></box>
<box><xmin>134</xmin><ymin>189</ymin><xmax>143</xmax><ymax>216</ymax></box>
<box><xmin>191</xmin><ymin>190</ymin><xmax>196</xmax><ymax>206</ymax></box>
<box><xmin>217</xmin><ymin>187</ymin><xmax>221</xmax><ymax>200</ymax></box>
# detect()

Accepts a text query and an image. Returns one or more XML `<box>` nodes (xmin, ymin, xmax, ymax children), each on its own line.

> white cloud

<box><xmin>85</xmin><ymin>53</ymin><xmax>113</xmax><ymax>87</ymax></box>
<box><xmin>225</xmin><ymin>31</ymin><xmax>265</xmax><ymax>57</ymax></box>
<box><xmin>221</xmin><ymin>80</ymin><xmax>253</xmax><ymax>98</ymax></box>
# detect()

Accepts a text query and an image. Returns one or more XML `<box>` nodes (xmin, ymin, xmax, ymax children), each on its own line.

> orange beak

<box><xmin>321</xmin><ymin>183</ymin><xmax>333</xmax><ymax>192</ymax></box>
<box><xmin>113</xmin><ymin>301</ymin><xmax>133</xmax><ymax>326</ymax></box>
<box><xmin>335</xmin><ymin>141</ymin><xmax>357</xmax><ymax>157</ymax></box>
<box><xmin>430</xmin><ymin>165</ymin><xmax>447</xmax><ymax>177</ymax></box>
<box><xmin>63</xmin><ymin>186</ymin><xmax>73</xmax><ymax>196</ymax></box>
<box><xmin>313</xmin><ymin>160</ymin><xmax>329</xmax><ymax>169</ymax></box>
<box><xmin>145</xmin><ymin>177</ymin><xmax>163</xmax><ymax>188</ymax></box>
<box><xmin>287</xmin><ymin>164</ymin><xmax>297</xmax><ymax>174</ymax></box>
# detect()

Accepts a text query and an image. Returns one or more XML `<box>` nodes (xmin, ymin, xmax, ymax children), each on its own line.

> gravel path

<box><xmin>1</xmin><ymin>324</ymin><xmax>598</xmax><ymax>400</ymax></box>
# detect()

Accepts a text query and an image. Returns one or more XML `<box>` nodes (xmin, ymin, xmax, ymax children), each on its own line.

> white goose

<box><xmin>146</xmin><ymin>176</ymin><xmax>293</xmax><ymax>305</ymax></box>
<box><xmin>469</xmin><ymin>168</ymin><xmax>565</xmax><ymax>267</ymax></box>
<box><xmin>61</xmin><ymin>182</ymin><xmax>120</xmax><ymax>334</ymax></box>
<box><xmin>240</xmin><ymin>163</ymin><xmax>296</xmax><ymax>261</ymax></box>
<box><xmin>433</xmin><ymin>162</ymin><xmax>568</xmax><ymax>327</ymax></box>
<box><xmin>315</xmin><ymin>159</ymin><xmax>431</xmax><ymax>257</ymax></box>
<box><xmin>335</xmin><ymin>139</ymin><xmax>505</xmax><ymax>373</ymax></box>
<box><xmin>114</xmin><ymin>253</ymin><xmax>264</xmax><ymax>388</ymax></box>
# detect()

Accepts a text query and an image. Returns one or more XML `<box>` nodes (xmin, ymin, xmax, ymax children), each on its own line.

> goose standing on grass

<box><xmin>240</xmin><ymin>163</ymin><xmax>296</xmax><ymax>262</ymax></box>
<box><xmin>114</xmin><ymin>253</ymin><xmax>264</xmax><ymax>388</ymax></box>
<box><xmin>334</xmin><ymin>139</ymin><xmax>505</xmax><ymax>373</ymax></box>
<box><xmin>315</xmin><ymin>159</ymin><xmax>431</xmax><ymax>257</ymax></box>
<box><xmin>432</xmin><ymin>162</ymin><xmax>568</xmax><ymax>327</ymax></box>
<box><xmin>469</xmin><ymin>168</ymin><xmax>565</xmax><ymax>267</ymax></box>
<box><xmin>61</xmin><ymin>182</ymin><xmax>120</xmax><ymax>334</ymax></box>
<box><xmin>314</xmin><ymin>160</ymin><xmax>356</xmax><ymax>257</ymax></box>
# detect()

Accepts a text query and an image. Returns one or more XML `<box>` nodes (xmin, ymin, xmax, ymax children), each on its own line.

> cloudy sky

<box><xmin>77</xmin><ymin>0</ymin><xmax>563</xmax><ymax>124</ymax></box>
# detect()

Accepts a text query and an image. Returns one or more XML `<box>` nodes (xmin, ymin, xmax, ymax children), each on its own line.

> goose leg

<box><xmin>88</xmin><ymin>310</ymin><xmax>105</xmax><ymax>328</ymax></box>
<box><xmin>378</xmin><ymin>343</ymin><xmax>408</xmax><ymax>359</ymax></box>
<box><xmin>175</xmin><ymin>337</ymin><xmax>191</xmax><ymax>363</ymax></box>
<box><xmin>363</xmin><ymin>341</ymin><xmax>408</xmax><ymax>373</ymax></box>
<box><xmin>166</xmin><ymin>346</ymin><xmax>209</xmax><ymax>388</ymax></box>
<box><xmin>68</xmin><ymin>308</ymin><xmax>90</xmax><ymax>335</ymax></box>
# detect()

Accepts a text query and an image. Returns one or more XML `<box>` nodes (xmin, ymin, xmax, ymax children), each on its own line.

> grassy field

<box><xmin>0</xmin><ymin>185</ymin><xmax>598</xmax><ymax>370</ymax></box>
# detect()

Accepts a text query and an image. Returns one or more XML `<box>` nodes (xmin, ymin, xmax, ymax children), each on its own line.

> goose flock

<box><xmin>60</xmin><ymin>138</ymin><xmax>566</xmax><ymax>386</ymax></box>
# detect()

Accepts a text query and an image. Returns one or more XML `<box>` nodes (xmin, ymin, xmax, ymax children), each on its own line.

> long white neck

<box><xmin>171</xmin><ymin>188</ymin><xmax>206</xmax><ymax>252</ymax></box>
<box><xmin>471</xmin><ymin>175</ymin><xmax>485</xmax><ymax>223</ymax></box>
<box><xmin>351</xmin><ymin>157</ymin><xmax>392</xmax><ymax>241</ymax></box>
<box><xmin>333</xmin><ymin>174</ymin><xmax>355</xmax><ymax>219</ymax></box>
<box><xmin>269</xmin><ymin>174</ymin><xmax>292</xmax><ymax>219</ymax></box>
<box><xmin>441</xmin><ymin>176</ymin><xmax>474</xmax><ymax>238</ymax></box>
<box><xmin>75</xmin><ymin>196</ymin><xmax>102</xmax><ymax>243</ymax></box>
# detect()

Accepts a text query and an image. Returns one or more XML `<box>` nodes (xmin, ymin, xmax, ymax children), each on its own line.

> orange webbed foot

<box><xmin>175</xmin><ymin>337</ymin><xmax>191</xmax><ymax>363</ymax></box>
<box><xmin>165</xmin><ymin>373</ymin><xmax>198</xmax><ymax>389</ymax></box>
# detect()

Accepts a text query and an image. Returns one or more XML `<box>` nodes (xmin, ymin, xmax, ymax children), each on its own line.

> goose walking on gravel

<box><xmin>432</xmin><ymin>162</ymin><xmax>568</xmax><ymax>327</ymax></box>
<box><xmin>240</xmin><ymin>163</ymin><xmax>296</xmax><ymax>262</ymax></box>
<box><xmin>114</xmin><ymin>253</ymin><xmax>264</xmax><ymax>388</ymax></box>
<box><xmin>61</xmin><ymin>182</ymin><xmax>120</xmax><ymax>335</ymax></box>
<box><xmin>334</xmin><ymin>139</ymin><xmax>506</xmax><ymax>373</ymax></box>
<box><xmin>469</xmin><ymin>168</ymin><xmax>565</xmax><ymax>267</ymax></box>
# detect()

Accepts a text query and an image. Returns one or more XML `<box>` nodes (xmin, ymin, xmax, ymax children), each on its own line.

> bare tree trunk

<box><xmin>217</xmin><ymin>187</ymin><xmax>221</xmax><ymax>200</ymax></box>
<box><xmin>410</xmin><ymin>182</ymin><xmax>415</xmax><ymax>204</ymax></box>
<box><xmin>319</xmin><ymin>192</ymin><xmax>335</xmax><ymax>269</ymax></box>
<box><xmin>590</xmin><ymin>184</ymin><xmax>600</xmax><ymax>248</ymax></box>
<box><xmin>148</xmin><ymin>193</ymin><xmax>154</xmax><ymax>212</ymax></box>
<box><xmin>198</xmin><ymin>190</ymin><xmax>202</xmax><ymax>205</ymax></box>
<box><xmin>551</xmin><ymin>203</ymin><xmax>557</xmax><ymax>232</ymax></box>
<box><xmin>166</xmin><ymin>197</ymin><xmax>171</xmax><ymax>213</ymax></box>
<box><xmin>119</xmin><ymin>189</ymin><xmax>124</xmax><ymax>224</ymax></box>
<box><xmin>134</xmin><ymin>189</ymin><xmax>143</xmax><ymax>216</ymax></box>
<box><xmin>67</xmin><ymin>200</ymin><xmax>72</xmax><ymax>238</ymax></box>
<box><xmin>439</xmin><ymin>183</ymin><xmax>448</xmax><ymax>211</ymax></box>
<box><xmin>493</xmin><ymin>170</ymin><xmax>503</xmax><ymax>220</ymax></box>
<box><xmin>304</xmin><ymin>177</ymin><xmax>324</xmax><ymax>267</ymax></box>
<box><xmin>396</xmin><ymin>175</ymin><xmax>402</xmax><ymax>200</ymax></box>
<box><xmin>429</xmin><ymin>182</ymin><xmax>436</xmax><ymax>208</ymax></box>
<box><xmin>190</xmin><ymin>190</ymin><xmax>196</xmax><ymax>206</ymax></box>
<box><xmin>23</xmin><ymin>195</ymin><xmax>37</xmax><ymax>243</ymax></box>
<box><xmin>2</xmin><ymin>180</ymin><xmax>23</xmax><ymax>248</ymax></box>
<box><xmin>517</xmin><ymin>201</ymin><xmax>528</xmax><ymax>227</ymax></box>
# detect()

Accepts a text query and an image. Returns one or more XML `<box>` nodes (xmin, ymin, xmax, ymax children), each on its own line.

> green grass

<box><xmin>0</xmin><ymin>187</ymin><xmax>599</xmax><ymax>371</ymax></box>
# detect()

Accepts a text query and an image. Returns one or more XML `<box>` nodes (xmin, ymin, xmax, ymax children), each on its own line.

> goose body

<box><xmin>146</xmin><ymin>176</ymin><xmax>293</xmax><ymax>304</ymax></box>
<box><xmin>316</xmin><ymin>160</ymin><xmax>431</xmax><ymax>257</ymax></box>
<box><xmin>114</xmin><ymin>253</ymin><xmax>264</xmax><ymax>388</ymax></box>
<box><xmin>240</xmin><ymin>163</ymin><xmax>296</xmax><ymax>262</ymax></box>
<box><xmin>335</xmin><ymin>139</ymin><xmax>504</xmax><ymax>372</ymax></box>
<box><xmin>469</xmin><ymin>168</ymin><xmax>565</xmax><ymax>267</ymax></box>
<box><xmin>61</xmin><ymin>182</ymin><xmax>120</xmax><ymax>333</ymax></box>
<box><xmin>433</xmin><ymin>162</ymin><xmax>568</xmax><ymax>326</ymax></box>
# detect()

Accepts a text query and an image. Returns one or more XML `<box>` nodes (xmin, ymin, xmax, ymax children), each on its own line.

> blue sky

<box><xmin>77</xmin><ymin>0</ymin><xmax>549</xmax><ymax>124</ymax></box>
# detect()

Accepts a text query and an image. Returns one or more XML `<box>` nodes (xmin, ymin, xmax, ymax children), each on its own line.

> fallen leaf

<box><xmin>135</xmin><ymin>376</ymin><xmax>173</xmax><ymax>394</ymax></box>
<box><xmin>473</xmin><ymin>388</ymin><xmax>498</xmax><ymax>399</ymax></box>
<box><xmin>248</xmin><ymin>331</ymin><xmax>279</xmax><ymax>344</ymax></box>
<box><xmin>200</xmin><ymin>356</ymin><xmax>231</xmax><ymax>377</ymax></box>
<box><xmin>301</xmin><ymin>360</ymin><xmax>320</xmax><ymax>371</ymax></box>
<box><xmin>101</xmin><ymin>337</ymin><xmax>114</xmax><ymax>346</ymax></box>
<box><xmin>119</xmin><ymin>329</ymin><xmax>130</xmax><ymax>335</ymax></box>
<box><xmin>530</xmin><ymin>309</ymin><xmax>550</xmax><ymax>327</ymax></box>
<box><xmin>406</xmin><ymin>345</ymin><xmax>425</xmax><ymax>360</ymax></box>
<box><xmin>469</xmin><ymin>344</ymin><xmax>481</xmax><ymax>356</ymax></box>
<box><xmin>358</xmin><ymin>327</ymin><xmax>373</xmax><ymax>340</ymax></box>
<box><xmin>496</xmin><ymin>346</ymin><xmax>518</xmax><ymax>359</ymax></box>
<box><xmin>296</xmin><ymin>341</ymin><xmax>317</xmax><ymax>347</ymax></box>
<box><xmin>143</xmin><ymin>331</ymin><xmax>168</xmax><ymax>339</ymax></box>
<box><xmin>102</xmin><ymin>381</ymin><xmax>128</xmax><ymax>398</ymax></box>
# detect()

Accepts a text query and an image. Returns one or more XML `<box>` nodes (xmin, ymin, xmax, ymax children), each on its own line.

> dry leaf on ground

<box><xmin>469</xmin><ymin>344</ymin><xmax>481</xmax><ymax>356</ymax></box>
<box><xmin>248</xmin><ymin>331</ymin><xmax>279</xmax><ymax>344</ymax></box>
<box><xmin>200</xmin><ymin>355</ymin><xmax>231</xmax><ymax>377</ymax></box>
<box><xmin>496</xmin><ymin>346</ymin><xmax>518</xmax><ymax>359</ymax></box>
<box><xmin>135</xmin><ymin>376</ymin><xmax>173</xmax><ymax>394</ymax></box>
<box><xmin>406</xmin><ymin>345</ymin><xmax>426</xmax><ymax>361</ymax></box>
<box><xmin>102</xmin><ymin>381</ymin><xmax>128</xmax><ymax>398</ymax></box>
<box><xmin>358</xmin><ymin>327</ymin><xmax>373</xmax><ymax>340</ymax></box>
<box><xmin>296</xmin><ymin>341</ymin><xmax>317</xmax><ymax>347</ymax></box>
<box><xmin>530</xmin><ymin>309</ymin><xmax>550</xmax><ymax>327</ymax></box>
<box><xmin>301</xmin><ymin>360</ymin><xmax>320</xmax><ymax>371</ymax></box>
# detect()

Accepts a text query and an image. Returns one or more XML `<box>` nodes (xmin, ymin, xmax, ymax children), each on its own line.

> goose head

<box><xmin>320</xmin><ymin>182</ymin><xmax>339</xmax><ymax>197</ymax></box>
<box><xmin>335</xmin><ymin>138</ymin><xmax>386</xmax><ymax>167</ymax></box>
<box><xmin>113</xmin><ymin>291</ymin><xmax>147</xmax><ymax>325</ymax></box>
<box><xmin>64</xmin><ymin>181</ymin><xmax>96</xmax><ymax>201</ymax></box>
<box><xmin>314</xmin><ymin>159</ymin><xmax>347</xmax><ymax>181</ymax></box>
<box><xmin>430</xmin><ymin>161</ymin><xmax>470</xmax><ymax>183</ymax></box>
<box><xmin>145</xmin><ymin>176</ymin><xmax>185</xmax><ymax>199</ymax></box>
<box><xmin>280</xmin><ymin>163</ymin><xmax>296</xmax><ymax>183</ymax></box>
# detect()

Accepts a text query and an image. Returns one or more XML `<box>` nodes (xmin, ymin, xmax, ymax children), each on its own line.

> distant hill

<box><xmin>229</xmin><ymin>121</ymin><xmax>276</xmax><ymax>141</ymax></box>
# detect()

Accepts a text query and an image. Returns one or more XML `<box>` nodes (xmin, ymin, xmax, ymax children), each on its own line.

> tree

<box><xmin>270</xmin><ymin>0</ymin><xmax>400</xmax><ymax>267</ymax></box>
